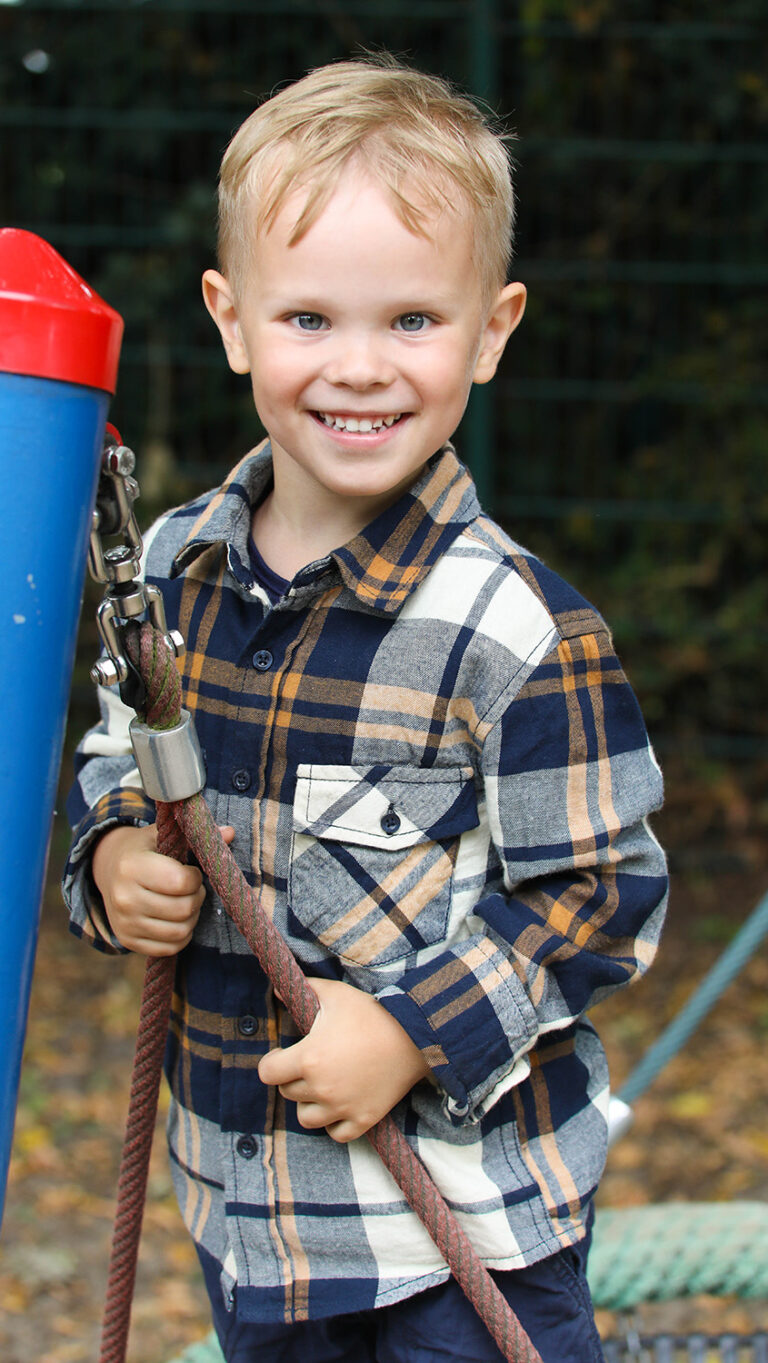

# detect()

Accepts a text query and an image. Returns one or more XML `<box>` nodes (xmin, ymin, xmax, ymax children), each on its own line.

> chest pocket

<box><xmin>288</xmin><ymin>763</ymin><xmax>479</xmax><ymax>968</ymax></box>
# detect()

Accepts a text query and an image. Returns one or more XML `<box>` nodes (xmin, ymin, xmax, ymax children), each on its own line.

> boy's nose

<box><xmin>324</xmin><ymin>334</ymin><xmax>395</xmax><ymax>390</ymax></box>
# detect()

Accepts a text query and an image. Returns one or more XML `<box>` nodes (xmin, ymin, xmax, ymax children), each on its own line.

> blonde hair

<box><xmin>217</xmin><ymin>55</ymin><xmax>516</xmax><ymax>309</ymax></box>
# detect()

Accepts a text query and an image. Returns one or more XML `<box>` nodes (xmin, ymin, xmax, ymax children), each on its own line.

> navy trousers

<box><xmin>206</xmin><ymin>1234</ymin><xmax>605</xmax><ymax>1363</ymax></box>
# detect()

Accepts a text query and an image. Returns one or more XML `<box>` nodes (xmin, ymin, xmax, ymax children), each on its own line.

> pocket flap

<box><xmin>292</xmin><ymin>764</ymin><xmax>478</xmax><ymax>852</ymax></box>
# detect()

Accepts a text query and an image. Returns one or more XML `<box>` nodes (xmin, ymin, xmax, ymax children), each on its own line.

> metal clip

<box><xmin>129</xmin><ymin>710</ymin><xmax>206</xmax><ymax>802</ymax></box>
<box><xmin>89</xmin><ymin>427</ymin><xmax>184</xmax><ymax>706</ymax></box>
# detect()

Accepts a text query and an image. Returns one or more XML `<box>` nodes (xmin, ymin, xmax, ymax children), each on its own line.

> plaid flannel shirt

<box><xmin>64</xmin><ymin>442</ymin><xmax>668</xmax><ymax>1324</ymax></box>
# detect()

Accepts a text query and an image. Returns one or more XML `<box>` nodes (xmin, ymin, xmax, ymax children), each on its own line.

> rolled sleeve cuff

<box><xmin>377</xmin><ymin>936</ymin><xmax>539</xmax><ymax>1126</ymax></box>
<box><xmin>63</xmin><ymin>788</ymin><xmax>155</xmax><ymax>954</ymax></box>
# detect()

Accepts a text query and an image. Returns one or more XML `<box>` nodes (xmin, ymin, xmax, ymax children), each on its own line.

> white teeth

<box><xmin>319</xmin><ymin>413</ymin><xmax>401</xmax><ymax>432</ymax></box>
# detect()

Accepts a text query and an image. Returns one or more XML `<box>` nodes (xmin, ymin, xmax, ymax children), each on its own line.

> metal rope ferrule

<box><xmin>129</xmin><ymin>709</ymin><xmax>206</xmax><ymax>802</ymax></box>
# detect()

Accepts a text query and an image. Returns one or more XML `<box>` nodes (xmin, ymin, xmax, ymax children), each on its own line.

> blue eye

<box><xmin>293</xmin><ymin>313</ymin><xmax>326</xmax><ymax>331</ymax></box>
<box><xmin>396</xmin><ymin>313</ymin><xmax>429</xmax><ymax>333</ymax></box>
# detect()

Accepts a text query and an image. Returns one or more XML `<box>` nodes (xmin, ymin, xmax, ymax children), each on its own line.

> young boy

<box><xmin>64</xmin><ymin>56</ymin><xmax>668</xmax><ymax>1363</ymax></box>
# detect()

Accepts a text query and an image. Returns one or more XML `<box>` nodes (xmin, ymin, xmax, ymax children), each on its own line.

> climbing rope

<box><xmin>98</xmin><ymin>621</ymin><xmax>542</xmax><ymax>1363</ymax></box>
<box><xmin>589</xmin><ymin>1202</ymin><xmax>768</xmax><ymax>1311</ymax></box>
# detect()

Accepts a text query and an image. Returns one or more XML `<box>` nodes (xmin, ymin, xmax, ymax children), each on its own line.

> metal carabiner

<box><xmin>89</xmin><ymin>426</ymin><xmax>184</xmax><ymax>710</ymax></box>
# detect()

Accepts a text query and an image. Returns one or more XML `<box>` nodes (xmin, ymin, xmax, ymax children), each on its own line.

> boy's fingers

<box><xmin>217</xmin><ymin>824</ymin><xmax>236</xmax><ymax>844</ymax></box>
<box><xmin>140</xmin><ymin>855</ymin><xmax>203</xmax><ymax>897</ymax></box>
<box><xmin>292</xmin><ymin>1105</ymin><xmax>361</xmax><ymax>1142</ymax></box>
<box><xmin>324</xmin><ymin>1119</ymin><xmax>360</xmax><ymax>1144</ymax></box>
<box><xmin>140</xmin><ymin>890</ymin><xmax>204</xmax><ymax>922</ymax></box>
<box><xmin>123</xmin><ymin>932</ymin><xmax>193</xmax><ymax>957</ymax></box>
<box><xmin>136</xmin><ymin>916</ymin><xmax>195</xmax><ymax>945</ymax></box>
<box><xmin>112</xmin><ymin>906</ymin><xmax>198</xmax><ymax>955</ymax></box>
<box><xmin>111</xmin><ymin>878</ymin><xmax>203</xmax><ymax>916</ymax></box>
<box><xmin>258</xmin><ymin>1045</ymin><xmax>304</xmax><ymax>1087</ymax></box>
<box><xmin>276</xmin><ymin>1078</ymin><xmax>312</xmax><ymax>1101</ymax></box>
<box><xmin>294</xmin><ymin>1102</ymin><xmax>328</xmax><ymax>1132</ymax></box>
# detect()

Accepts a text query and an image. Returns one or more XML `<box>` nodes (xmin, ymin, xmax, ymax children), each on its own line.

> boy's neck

<box><xmin>250</xmin><ymin>492</ymin><xmax>347</xmax><ymax>580</ymax></box>
<box><xmin>251</xmin><ymin>460</ymin><xmax>426</xmax><ymax>581</ymax></box>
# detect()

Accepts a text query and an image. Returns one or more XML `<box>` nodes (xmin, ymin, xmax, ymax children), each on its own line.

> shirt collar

<box><xmin>331</xmin><ymin>445</ymin><xmax>480</xmax><ymax>613</ymax></box>
<box><xmin>170</xmin><ymin>440</ymin><xmax>274</xmax><ymax>588</ymax></box>
<box><xmin>171</xmin><ymin>440</ymin><xmax>480</xmax><ymax>614</ymax></box>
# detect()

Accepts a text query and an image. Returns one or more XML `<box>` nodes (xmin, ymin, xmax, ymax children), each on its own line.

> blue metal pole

<box><xmin>618</xmin><ymin>890</ymin><xmax>768</xmax><ymax>1107</ymax></box>
<box><xmin>0</xmin><ymin>231</ymin><xmax>122</xmax><ymax>1224</ymax></box>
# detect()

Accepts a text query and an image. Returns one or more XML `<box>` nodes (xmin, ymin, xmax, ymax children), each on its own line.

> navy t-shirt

<box><xmin>248</xmin><ymin>533</ymin><xmax>290</xmax><ymax>605</ymax></box>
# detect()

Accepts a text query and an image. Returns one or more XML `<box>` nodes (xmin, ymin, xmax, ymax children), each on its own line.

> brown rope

<box><xmin>98</xmin><ymin>807</ymin><xmax>183</xmax><ymax>1363</ymax></box>
<box><xmin>98</xmin><ymin>623</ymin><xmax>542</xmax><ymax>1363</ymax></box>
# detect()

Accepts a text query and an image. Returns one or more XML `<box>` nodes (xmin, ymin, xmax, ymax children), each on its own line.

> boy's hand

<box><xmin>257</xmin><ymin>977</ymin><xmax>430</xmax><ymax>1143</ymax></box>
<box><xmin>91</xmin><ymin>823</ymin><xmax>235</xmax><ymax>955</ymax></box>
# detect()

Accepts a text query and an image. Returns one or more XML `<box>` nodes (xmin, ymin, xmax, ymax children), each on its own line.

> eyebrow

<box><xmin>266</xmin><ymin>292</ymin><xmax>457</xmax><ymax>317</ymax></box>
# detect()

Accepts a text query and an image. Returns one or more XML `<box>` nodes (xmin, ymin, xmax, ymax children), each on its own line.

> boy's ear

<box><xmin>472</xmin><ymin>282</ymin><xmax>527</xmax><ymax>386</ymax></box>
<box><xmin>202</xmin><ymin>269</ymin><xmax>250</xmax><ymax>375</ymax></box>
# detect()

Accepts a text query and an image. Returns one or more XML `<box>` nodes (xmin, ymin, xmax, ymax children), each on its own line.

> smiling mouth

<box><xmin>316</xmin><ymin>412</ymin><xmax>404</xmax><ymax>433</ymax></box>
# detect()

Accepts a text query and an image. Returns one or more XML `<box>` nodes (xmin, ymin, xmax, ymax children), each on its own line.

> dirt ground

<box><xmin>2</xmin><ymin>760</ymin><xmax>767</xmax><ymax>1362</ymax></box>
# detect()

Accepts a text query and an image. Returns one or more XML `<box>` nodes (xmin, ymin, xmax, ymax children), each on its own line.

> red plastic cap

<box><xmin>0</xmin><ymin>229</ymin><xmax>123</xmax><ymax>394</ymax></box>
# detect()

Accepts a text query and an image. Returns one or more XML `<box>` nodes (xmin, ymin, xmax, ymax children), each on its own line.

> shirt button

<box><xmin>232</xmin><ymin>768</ymin><xmax>251</xmax><ymax>792</ymax></box>
<box><xmin>238</xmin><ymin>1014</ymin><xmax>258</xmax><ymax>1037</ymax></box>
<box><xmin>236</xmin><ymin>1134</ymin><xmax>258</xmax><ymax>1160</ymax></box>
<box><xmin>252</xmin><ymin>649</ymin><xmax>274</xmax><ymax>671</ymax></box>
<box><xmin>380</xmin><ymin>805</ymin><xmax>401</xmax><ymax>836</ymax></box>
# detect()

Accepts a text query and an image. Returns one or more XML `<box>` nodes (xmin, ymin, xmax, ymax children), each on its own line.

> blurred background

<box><xmin>1</xmin><ymin>2</ymin><xmax>766</xmax><ymax>1360</ymax></box>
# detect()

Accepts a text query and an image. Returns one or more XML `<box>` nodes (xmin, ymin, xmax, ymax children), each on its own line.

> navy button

<box><xmin>236</xmin><ymin>1134</ymin><xmax>258</xmax><ymax>1160</ymax></box>
<box><xmin>232</xmin><ymin>768</ymin><xmax>251</xmax><ymax>792</ymax></box>
<box><xmin>252</xmin><ymin>649</ymin><xmax>273</xmax><ymax>671</ymax></box>
<box><xmin>380</xmin><ymin>805</ymin><xmax>401</xmax><ymax>836</ymax></box>
<box><xmin>238</xmin><ymin>1014</ymin><xmax>258</xmax><ymax>1037</ymax></box>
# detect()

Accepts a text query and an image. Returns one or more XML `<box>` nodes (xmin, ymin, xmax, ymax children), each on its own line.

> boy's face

<box><xmin>204</xmin><ymin>169</ymin><xmax>525</xmax><ymax>523</ymax></box>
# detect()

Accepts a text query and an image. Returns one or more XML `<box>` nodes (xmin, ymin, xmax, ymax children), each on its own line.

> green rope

<box><xmin>588</xmin><ymin>1202</ymin><xmax>768</xmax><ymax>1311</ymax></box>
<box><xmin>165</xmin><ymin>1337</ymin><xmax>222</xmax><ymax>1363</ymax></box>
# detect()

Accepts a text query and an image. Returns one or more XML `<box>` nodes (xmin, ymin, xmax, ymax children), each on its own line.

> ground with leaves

<box><xmin>2</xmin><ymin>764</ymin><xmax>767</xmax><ymax>1362</ymax></box>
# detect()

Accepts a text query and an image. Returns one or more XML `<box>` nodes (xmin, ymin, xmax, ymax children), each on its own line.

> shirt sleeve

<box><xmin>376</xmin><ymin>624</ymin><xmax>669</xmax><ymax>1125</ymax></box>
<box><xmin>62</xmin><ymin>681</ymin><xmax>155</xmax><ymax>953</ymax></box>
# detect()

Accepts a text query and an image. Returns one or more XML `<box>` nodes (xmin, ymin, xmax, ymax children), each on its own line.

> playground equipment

<box><xmin>0</xmin><ymin>230</ymin><xmax>122</xmax><ymax>1223</ymax></box>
